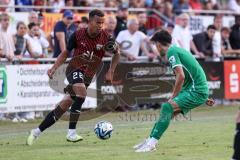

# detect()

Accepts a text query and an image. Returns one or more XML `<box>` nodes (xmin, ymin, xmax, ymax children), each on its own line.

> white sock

<box><xmin>147</xmin><ymin>137</ymin><xmax>158</xmax><ymax>146</ymax></box>
<box><xmin>68</xmin><ymin>129</ymin><xmax>76</xmax><ymax>137</ymax></box>
<box><xmin>33</xmin><ymin>128</ymin><xmax>41</xmax><ymax>137</ymax></box>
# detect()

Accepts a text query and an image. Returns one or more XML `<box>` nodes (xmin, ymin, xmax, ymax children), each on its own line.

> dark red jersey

<box><xmin>66</xmin><ymin>28</ymin><xmax>111</xmax><ymax>77</ymax></box>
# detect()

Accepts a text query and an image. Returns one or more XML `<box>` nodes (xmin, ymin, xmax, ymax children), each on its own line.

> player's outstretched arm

<box><xmin>169</xmin><ymin>66</ymin><xmax>185</xmax><ymax>100</ymax></box>
<box><xmin>47</xmin><ymin>50</ymin><xmax>68</xmax><ymax>79</ymax></box>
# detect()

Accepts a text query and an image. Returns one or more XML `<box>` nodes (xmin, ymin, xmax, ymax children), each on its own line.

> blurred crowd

<box><xmin>0</xmin><ymin>1</ymin><xmax>240</xmax><ymax>121</ymax></box>
<box><xmin>0</xmin><ymin>0</ymin><xmax>239</xmax><ymax>13</ymax></box>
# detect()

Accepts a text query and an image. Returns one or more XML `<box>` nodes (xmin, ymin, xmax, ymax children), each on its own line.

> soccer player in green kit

<box><xmin>134</xmin><ymin>30</ymin><xmax>214</xmax><ymax>152</ymax></box>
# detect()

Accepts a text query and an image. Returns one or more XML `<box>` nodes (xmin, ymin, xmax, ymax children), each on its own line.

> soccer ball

<box><xmin>94</xmin><ymin>121</ymin><xmax>113</xmax><ymax>140</ymax></box>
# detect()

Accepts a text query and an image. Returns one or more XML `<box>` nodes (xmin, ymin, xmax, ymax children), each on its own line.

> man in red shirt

<box><xmin>27</xmin><ymin>9</ymin><xmax>120</xmax><ymax>145</ymax></box>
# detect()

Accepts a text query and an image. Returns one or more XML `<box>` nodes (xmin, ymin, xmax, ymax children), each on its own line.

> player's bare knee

<box><xmin>72</xmin><ymin>83</ymin><xmax>87</xmax><ymax>98</ymax></box>
<box><xmin>59</xmin><ymin>95</ymin><xmax>73</xmax><ymax>111</ymax></box>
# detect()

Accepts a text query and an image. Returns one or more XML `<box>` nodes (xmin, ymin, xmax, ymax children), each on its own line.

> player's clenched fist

<box><xmin>47</xmin><ymin>68</ymin><xmax>56</xmax><ymax>79</ymax></box>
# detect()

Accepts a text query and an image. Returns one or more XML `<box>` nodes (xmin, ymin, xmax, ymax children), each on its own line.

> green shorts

<box><xmin>173</xmin><ymin>90</ymin><xmax>209</xmax><ymax>114</ymax></box>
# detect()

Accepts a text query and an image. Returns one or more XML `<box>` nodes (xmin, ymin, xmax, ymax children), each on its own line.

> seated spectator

<box><xmin>24</xmin><ymin>22</ymin><xmax>49</xmax><ymax>58</ymax></box>
<box><xmin>193</xmin><ymin>25</ymin><xmax>216</xmax><ymax>58</ymax></box>
<box><xmin>13</xmin><ymin>21</ymin><xmax>36</xmax><ymax>59</ymax></box>
<box><xmin>0</xmin><ymin>0</ymin><xmax>14</xmax><ymax>12</ymax></box>
<box><xmin>0</xmin><ymin>13</ymin><xmax>15</xmax><ymax>61</ymax></box>
<box><xmin>228</xmin><ymin>0</ymin><xmax>240</xmax><ymax>13</ymax></box>
<box><xmin>129</xmin><ymin>0</ymin><xmax>145</xmax><ymax>8</ymax></box>
<box><xmin>33</xmin><ymin>0</ymin><xmax>45</xmax><ymax>12</ymax></box>
<box><xmin>137</xmin><ymin>12</ymin><xmax>147</xmax><ymax>34</ymax></box>
<box><xmin>15</xmin><ymin>0</ymin><xmax>33</xmax><ymax>12</ymax></box>
<box><xmin>47</xmin><ymin>0</ymin><xmax>65</xmax><ymax>13</ymax></box>
<box><xmin>163</xmin><ymin>2</ymin><xmax>175</xmax><ymax>24</ymax></box>
<box><xmin>189</xmin><ymin>0</ymin><xmax>202</xmax><ymax>10</ymax></box>
<box><xmin>173</xmin><ymin>0</ymin><xmax>189</xmax><ymax>15</ymax></box>
<box><xmin>221</xmin><ymin>27</ymin><xmax>240</xmax><ymax>56</ymax></box>
<box><xmin>60</xmin><ymin>0</ymin><xmax>74</xmax><ymax>13</ymax></box>
<box><xmin>116</xmin><ymin>19</ymin><xmax>156</xmax><ymax>61</ymax></box>
<box><xmin>229</xmin><ymin>15</ymin><xmax>240</xmax><ymax>50</ymax></box>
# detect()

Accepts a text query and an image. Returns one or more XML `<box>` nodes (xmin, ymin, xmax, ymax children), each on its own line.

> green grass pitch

<box><xmin>0</xmin><ymin>105</ymin><xmax>237</xmax><ymax>160</ymax></box>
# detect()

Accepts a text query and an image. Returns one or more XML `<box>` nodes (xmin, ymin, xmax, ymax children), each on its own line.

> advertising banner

<box><xmin>224</xmin><ymin>60</ymin><xmax>240</xmax><ymax>99</ymax></box>
<box><xmin>198</xmin><ymin>60</ymin><xmax>224</xmax><ymax>99</ymax></box>
<box><xmin>0</xmin><ymin>64</ymin><xmax>96</xmax><ymax>113</ymax></box>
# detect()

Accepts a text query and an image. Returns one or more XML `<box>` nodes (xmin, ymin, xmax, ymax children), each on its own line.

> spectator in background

<box><xmin>230</xmin><ymin>15</ymin><xmax>240</xmax><ymax>50</ymax></box>
<box><xmin>0</xmin><ymin>0</ymin><xmax>14</xmax><ymax>12</ymax></box>
<box><xmin>189</xmin><ymin>0</ymin><xmax>202</xmax><ymax>10</ymax></box>
<box><xmin>105</xmin><ymin>16</ymin><xmax>117</xmax><ymax>38</ymax></box>
<box><xmin>28</xmin><ymin>11</ymin><xmax>46</xmax><ymax>38</ymax></box>
<box><xmin>137</xmin><ymin>12</ymin><xmax>147</xmax><ymax>34</ymax></box>
<box><xmin>173</xmin><ymin>0</ymin><xmax>189</xmax><ymax>15</ymax></box>
<box><xmin>193</xmin><ymin>25</ymin><xmax>216</xmax><ymax>58</ymax></box>
<box><xmin>114</xmin><ymin>4</ymin><xmax>128</xmax><ymax>37</ymax></box>
<box><xmin>129</xmin><ymin>0</ymin><xmax>145</xmax><ymax>8</ymax></box>
<box><xmin>47</xmin><ymin>0</ymin><xmax>65</xmax><ymax>13</ymax></box>
<box><xmin>221</xmin><ymin>27</ymin><xmax>240</xmax><ymax>56</ymax></box>
<box><xmin>13</xmin><ymin>21</ymin><xmax>38</xmax><ymax>59</ymax></box>
<box><xmin>24</xmin><ymin>22</ymin><xmax>49</xmax><ymax>58</ymax></box>
<box><xmin>0</xmin><ymin>13</ymin><xmax>15</xmax><ymax>61</ymax></box>
<box><xmin>74</xmin><ymin>16</ymin><xmax>88</xmax><ymax>30</ymax></box>
<box><xmin>33</xmin><ymin>0</ymin><xmax>45</xmax><ymax>12</ymax></box>
<box><xmin>212</xmin><ymin>15</ymin><xmax>222</xmax><ymax>57</ymax></box>
<box><xmin>53</xmin><ymin>10</ymin><xmax>75</xmax><ymax>58</ymax></box>
<box><xmin>60</xmin><ymin>0</ymin><xmax>74</xmax><ymax>13</ymax></box>
<box><xmin>228</xmin><ymin>0</ymin><xmax>240</xmax><ymax>13</ymax></box>
<box><xmin>104</xmin><ymin>16</ymin><xmax>117</xmax><ymax>57</ymax></box>
<box><xmin>116</xmin><ymin>19</ymin><xmax>156</xmax><ymax>61</ymax></box>
<box><xmin>15</xmin><ymin>0</ymin><xmax>33</xmax><ymax>12</ymax></box>
<box><xmin>163</xmin><ymin>2</ymin><xmax>175</xmax><ymax>24</ymax></box>
<box><xmin>172</xmin><ymin>13</ymin><xmax>202</xmax><ymax>56</ymax></box>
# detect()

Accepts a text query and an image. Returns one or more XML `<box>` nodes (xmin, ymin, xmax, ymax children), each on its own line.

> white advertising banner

<box><xmin>189</xmin><ymin>15</ymin><xmax>235</xmax><ymax>35</ymax></box>
<box><xmin>0</xmin><ymin>64</ymin><xmax>97</xmax><ymax>113</ymax></box>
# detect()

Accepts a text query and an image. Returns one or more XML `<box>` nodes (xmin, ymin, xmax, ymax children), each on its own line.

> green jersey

<box><xmin>167</xmin><ymin>45</ymin><xmax>208</xmax><ymax>93</ymax></box>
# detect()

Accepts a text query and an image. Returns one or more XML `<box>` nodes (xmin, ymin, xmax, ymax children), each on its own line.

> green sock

<box><xmin>150</xmin><ymin>103</ymin><xmax>173</xmax><ymax>140</ymax></box>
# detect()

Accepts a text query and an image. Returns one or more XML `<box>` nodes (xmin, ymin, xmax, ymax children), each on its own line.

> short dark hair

<box><xmin>221</xmin><ymin>27</ymin><xmax>230</xmax><ymax>33</ymax></box>
<box><xmin>89</xmin><ymin>9</ymin><xmax>104</xmax><ymax>20</ymax></box>
<box><xmin>150</xmin><ymin>30</ymin><xmax>172</xmax><ymax>46</ymax></box>
<box><xmin>207</xmin><ymin>25</ymin><xmax>216</xmax><ymax>30</ymax></box>
<box><xmin>28</xmin><ymin>22</ymin><xmax>38</xmax><ymax>30</ymax></box>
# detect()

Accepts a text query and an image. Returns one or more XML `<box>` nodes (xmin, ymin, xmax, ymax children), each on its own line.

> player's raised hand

<box><xmin>105</xmin><ymin>69</ymin><xmax>114</xmax><ymax>83</ymax></box>
<box><xmin>206</xmin><ymin>98</ymin><xmax>215</xmax><ymax>106</ymax></box>
<box><xmin>47</xmin><ymin>68</ymin><xmax>56</xmax><ymax>79</ymax></box>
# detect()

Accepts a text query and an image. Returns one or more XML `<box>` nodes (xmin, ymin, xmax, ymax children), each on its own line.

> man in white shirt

<box><xmin>212</xmin><ymin>15</ymin><xmax>222</xmax><ymax>57</ymax></box>
<box><xmin>172</xmin><ymin>13</ymin><xmax>203</xmax><ymax>57</ymax></box>
<box><xmin>24</xmin><ymin>22</ymin><xmax>49</xmax><ymax>58</ymax></box>
<box><xmin>0</xmin><ymin>13</ymin><xmax>15</xmax><ymax>61</ymax></box>
<box><xmin>228</xmin><ymin>0</ymin><xmax>240</xmax><ymax>13</ymax></box>
<box><xmin>116</xmin><ymin>19</ymin><xmax>156</xmax><ymax>61</ymax></box>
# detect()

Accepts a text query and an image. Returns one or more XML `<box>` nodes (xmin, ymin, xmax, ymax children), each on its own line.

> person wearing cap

<box><xmin>114</xmin><ymin>4</ymin><xmax>129</xmax><ymax>37</ymax></box>
<box><xmin>53</xmin><ymin>10</ymin><xmax>76</xmax><ymax>58</ymax></box>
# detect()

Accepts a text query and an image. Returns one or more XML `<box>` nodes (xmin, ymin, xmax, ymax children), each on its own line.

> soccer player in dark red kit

<box><xmin>27</xmin><ymin>9</ymin><xmax>120</xmax><ymax>145</ymax></box>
